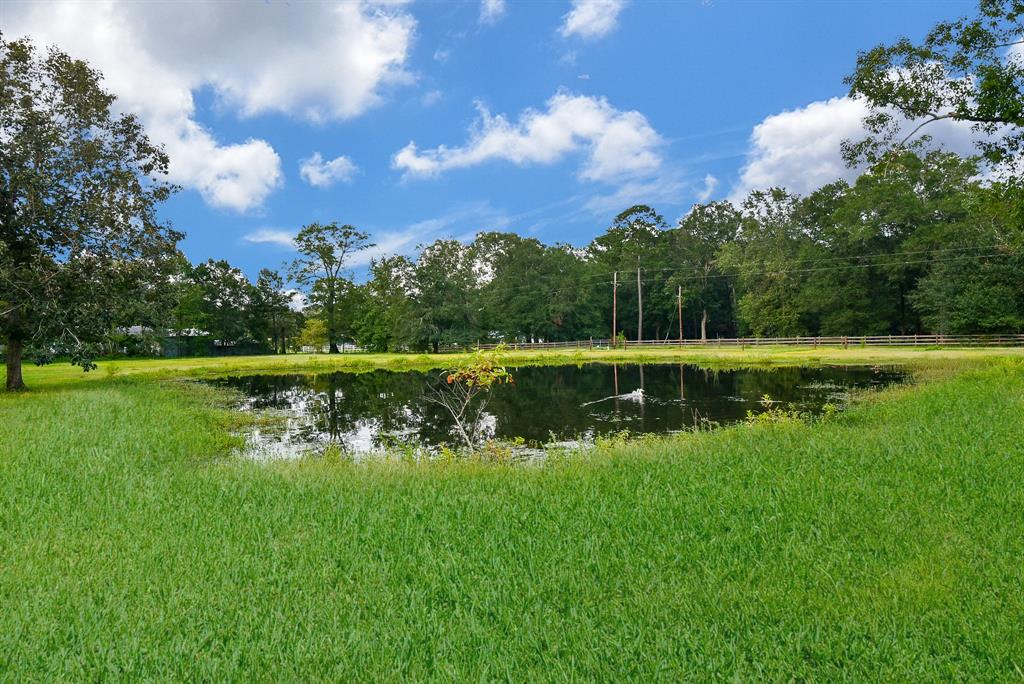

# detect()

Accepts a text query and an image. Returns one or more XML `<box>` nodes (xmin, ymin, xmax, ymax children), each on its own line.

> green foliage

<box><xmin>444</xmin><ymin>344</ymin><xmax>514</xmax><ymax>389</ymax></box>
<box><xmin>429</xmin><ymin>345</ymin><xmax>514</xmax><ymax>447</ymax></box>
<box><xmin>296</xmin><ymin>318</ymin><xmax>328</xmax><ymax>350</ymax></box>
<box><xmin>745</xmin><ymin>394</ymin><xmax>807</xmax><ymax>425</ymax></box>
<box><xmin>844</xmin><ymin>0</ymin><xmax>1024</xmax><ymax>175</ymax></box>
<box><xmin>476</xmin><ymin>232</ymin><xmax>600</xmax><ymax>342</ymax></box>
<box><xmin>412</xmin><ymin>239</ymin><xmax>481</xmax><ymax>351</ymax></box>
<box><xmin>0</xmin><ymin>36</ymin><xmax>180</xmax><ymax>388</ymax></box>
<box><xmin>289</xmin><ymin>222</ymin><xmax>371</xmax><ymax>353</ymax></box>
<box><xmin>351</xmin><ymin>256</ymin><xmax>417</xmax><ymax>352</ymax></box>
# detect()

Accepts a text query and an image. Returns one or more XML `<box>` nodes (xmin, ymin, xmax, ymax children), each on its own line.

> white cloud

<box><xmin>421</xmin><ymin>89</ymin><xmax>444</xmax><ymax>107</ymax></box>
<box><xmin>348</xmin><ymin>227</ymin><xmax>425</xmax><ymax>268</ymax></box>
<box><xmin>299</xmin><ymin>153</ymin><xmax>359</xmax><ymax>188</ymax></box>
<box><xmin>345</xmin><ymin>202</ymin><xmax>512</xmax><ymax>267</ymax></box>
<box><xmin>434</xmin><ymin>48</ymin><xmax>452</xmax><ymax>63</ymax></box>
<box><xmin>560</xmin><ymin>0</ymin><xmax>627</xmax><ymax>40</ymax></box>
<box><xmin>582</xmin><ymin>175</ymin><xmax>686</xmax><ymax>215</ymax></box>
<box><xmin>696</xmin><ymin>174</ymin><xmax>719</xmax><ymax>202</ymax></box>
<box><xmin>243</xmin><ymin>229</ymin><xmax>296</xmax><ymax>249</ymax></box>
<box><xmin>4</xmin><ymin>1</ymin><xmax>415</xmax><ymax>212</ymax></box>
<box><xmin>480</xmin><ymin>0</ymin><xmax>507</xmax><ymax>25</ymax></box>
<box><xmin>729</xmin><ymin>95</ymin><xmax>983</xmax><ymax>202</ymax></box>
<box><xmin>392</xmin><ymin>92</ymin><xmax>663</xmax><ymax>182</ymax></box>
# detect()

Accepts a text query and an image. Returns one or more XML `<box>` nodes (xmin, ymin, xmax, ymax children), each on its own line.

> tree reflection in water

<box><xmin>212</xmin><ymin>364</ymin><xmax>904</xmax><ymax>459</ymax></box>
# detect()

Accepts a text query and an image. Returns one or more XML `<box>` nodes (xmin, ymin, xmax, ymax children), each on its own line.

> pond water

<box><xmin>210</xmin><ymin>363</ymin><xmax>904</xmax><ymax>460</ymax></box>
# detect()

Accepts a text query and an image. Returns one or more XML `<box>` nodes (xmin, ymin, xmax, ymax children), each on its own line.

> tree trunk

<box><xmin>701</xmin><ymin>308</ymin><xmax>708</xmax><ymax>342</ymax></box>
<box><xmin>327</xmin><ymin>280</ymin><xmax>339</xmax><ymax>354</ymax></box>
<box><xmin>5</xmin><ymin>337</ymin><xmax>25</xmax><ymax>391</ymax></box>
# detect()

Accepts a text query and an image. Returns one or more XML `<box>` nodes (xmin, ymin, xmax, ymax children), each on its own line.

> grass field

<box><xmin>2</xmin><ymin>349</ymin><xmax>1023</xmax><ymax>678</ymax></box>
<box><xmin>6</xmin><ymin>344</ymin><xmax>1024</xmax><ymax>389</ymax></box>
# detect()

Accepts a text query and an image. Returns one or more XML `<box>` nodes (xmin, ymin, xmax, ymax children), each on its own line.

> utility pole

<box><xmin>677</xmin><ymin>285</ymin><xmax>683</xmax><ymax>343</ymax></box>
<box><xmin>612</xmin><ymin>271</ymin><xmax>618</xmax><ymax>347</ymax></box>
<box><xmin>636</xmin><ymin>265</ymin><xmax>643</xmax><ymax>343</ymax></box>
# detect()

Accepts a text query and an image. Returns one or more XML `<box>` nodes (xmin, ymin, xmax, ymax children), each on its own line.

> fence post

<box><xmin>589</xmin><ymin>337</ymin><xmax>593</xmax><ymax>350</ymax></box>
<box><xmin>843</xmin><ymin>336</ymin><xmax>848</xmax><ymax>349</ymax></box>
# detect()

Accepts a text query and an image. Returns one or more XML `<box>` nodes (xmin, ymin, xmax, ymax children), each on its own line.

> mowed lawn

<box><xmin>1</xmin><ymin>351</ymin><xmax>1023</xmax><ymax>679</ymax></box>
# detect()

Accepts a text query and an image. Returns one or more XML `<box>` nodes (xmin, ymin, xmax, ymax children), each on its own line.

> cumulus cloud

<box><xmin>299</xmin><ymin>153</ymin><xmax>359</xmax><ymax>188</ymax></box>
<box><xmin>480</xmin><ymin>0</ymin><xmax>507</xmax><ymax>25</ymax></box>
<box><xmin>392</xmin><ymin>92</ymin><xmax>663</xmax><ymax>182</ymax></box>
<box><xmin>4</xmin><ymin>1</ymin><xmax>415</xmax><ymax>212</ymax></box>
<box><xmin>243</xmin><ymin>229</ymin><xmax>297</xmax><ymax>249</ymax></box>
<box><xmin>560</xmin><ymin>0</ymin><xmax>627</xmax><ymax>40</ymax></box>
<box><xmin>729</xmin><ymin>95</ymin><xmax>982</xmax><ymax>202</ymax></box>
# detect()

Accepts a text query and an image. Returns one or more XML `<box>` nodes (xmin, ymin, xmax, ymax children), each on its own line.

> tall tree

<box><xmin>413</xmin><ymin>239</ymin><xmax>480</xmax><ymax>352</ymax></box>
<box><xmin>909</xmin><ymin>180</ymin><xmax>1024</xmax><ymax>332</ymax></box>
<box><xmin>670</xmin><ymin>202</ymin><xmax>741</xmax><ymax>341</ymax></box>
<box><xmin>844</xmin><ymin>0</ymin><xmax>1024</xmax><ymax>175</ymax></box>
<box><xmin>352</xmin><ymin>256</ymin><xmax>416</xmax><ymax>352</ymax></box>
<box><xmin>719</xmin><ymin>189</ymin><xmax>813</xmax><ymax>337</ymax></box>
<box><xmin>1</xmin><ymin>37</ymin><xmax>179</xmax><ymax>390</ymax></box>
<box><xmin>289</xmin><ymin>222</ymin><xmax>371</xmax><ymax>354</ymax></box>
<box><xmin>476</xmin><ymin>232</ymin><xmax>599</xmax><ymax>342</ymax></box>
<box><xmin>187</xmin><ymin>259</ymin><xmax>253</xmax><ymax>349</ymax></box>
<box><xmin>587</xmin><ymin>205</ymin><xmax>668</xmax><ymax>340</ymax></box>
<box><xmin>251</xmin><ymin>268</ymin><xmax>292</xmax><ymax>353</ymax></box>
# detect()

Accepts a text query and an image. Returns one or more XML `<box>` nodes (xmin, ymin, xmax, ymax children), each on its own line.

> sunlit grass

<box><xmin>1</xmin><ymin>353</ymin><xmax>1023</xmax><ymax>677</ymax></box>
<box><xmin>6</xmin><ymin>344</ymin><xmax>1024</xmax><ymax>390</ymax></box>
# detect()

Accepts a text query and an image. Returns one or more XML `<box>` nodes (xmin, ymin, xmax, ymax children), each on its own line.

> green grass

<box><xmin>1</xmin><ymin>352</ymin><xmax>1024</xmax><ymax>678</ymax></box>
<box><xmin>7</xmin><ymin>344</ymin><xmax>1024</xmax><ymax>390</ymax></box>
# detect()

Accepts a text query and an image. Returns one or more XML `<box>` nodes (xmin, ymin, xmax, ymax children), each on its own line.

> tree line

<box><xmin>307</xmin><ymin>151</ymin><xmax>1024</xmax><ymax>351</ymax></box>
<box><xmin>3</xmin><ymin>0</ymin><xmax>1022</xmax><ymax>388</ymax></box>
<box><xmin>43</xmin><ymin>147</ymin><xmax>1024</xmax><ymax>361</ymax></box>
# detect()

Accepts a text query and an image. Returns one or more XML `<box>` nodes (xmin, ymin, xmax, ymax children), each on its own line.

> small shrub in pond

<box><xmin>427</xmin><ymin>345</ymin><xmax>514</xmax><ymax>448</ymax></box>
<box><xmin>746</xmin><ymin>394</ymin><xmax>807</xmax><ymax>425</ymax></box>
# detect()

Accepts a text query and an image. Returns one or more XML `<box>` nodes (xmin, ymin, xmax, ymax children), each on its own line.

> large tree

<box><xmin>670</xmin><ymin>202</ymin><xmax>741</xmax><ymax>341</ymax></box>
<box><xmin>844</xmin><ymin>0</ymin><xmax>1024</xmax><ymax>175</ymax></box>
<box><xmin>1</xmin><ymin>37</ymin><xmax>180</xmax><ymax>390</ymax></box>
<box><xmin>587</xmin><ymin>205</ymin><xmax>668</xmax><ymax>341</ymax></box>
<box><xmin>352</xmin><ymin>256</ymin><xmax>417</xmax><ymax>352</ymax></box>
<box><xmin>719</xmin><ymin>189</ymin><xmax>813</xmax><ymax>337</ymax></box>
<box><xmin>476</xmin><ymin>232</ymin><xmax>599</xmax><ymax>342</ymax></box>
<box><xmin>251</xmin><ymin>268</ymin><xmax>293</xmax><ymax>354</ymax></box>
<box><xmin>413</xmin><ymin>239</ymin><xmax>480</xmax><ymax>352</ymax></box>
<box><xmin>289</xmin><ymin>222</ymin><xmax>371</xmax><ymax>354</ymax></box>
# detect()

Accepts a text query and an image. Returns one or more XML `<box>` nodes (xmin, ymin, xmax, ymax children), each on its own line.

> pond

<box><xmin>209</xmin><ymin>363</ymin><xmax>905</xmax><ymax>460</ymax></box>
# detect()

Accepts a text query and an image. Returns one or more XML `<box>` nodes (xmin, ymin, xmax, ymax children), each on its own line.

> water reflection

<box><xmin>210</xmin><ymin>363</ymin><xmax>903</xmax><ymax>459</ymax></box>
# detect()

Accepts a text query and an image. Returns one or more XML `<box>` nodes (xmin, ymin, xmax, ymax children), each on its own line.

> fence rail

<box><xmin>439</xmin><ymin>334</ymin><xmax>1024</xmax><ymax>352</ymax></box>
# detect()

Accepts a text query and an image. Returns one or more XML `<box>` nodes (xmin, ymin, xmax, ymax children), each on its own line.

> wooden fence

<box><xmin>439</xmin><ymin>334</ymin><xmax>1024</xmax><ymax>352</ymax></box>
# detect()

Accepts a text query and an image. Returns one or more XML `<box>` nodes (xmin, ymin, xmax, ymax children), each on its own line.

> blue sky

<box><xmin>6</xmin><ymin>0</ymin><xmax>976</xmax><ymax>279</ymax></box>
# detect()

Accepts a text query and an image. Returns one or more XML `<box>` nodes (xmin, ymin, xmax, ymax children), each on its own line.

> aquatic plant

<box><xmin>426</xmin><ymin>345</ymin><xmax>514</xmax><ymax>447</ymax></box>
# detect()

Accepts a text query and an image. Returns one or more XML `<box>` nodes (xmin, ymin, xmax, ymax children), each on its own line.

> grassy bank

<box><xmin>6</xmin><ymin>344</ymin><xmax>1024</xmax><ymax>389</ymax></box>
<box><xmin>1</xmin><ymin>354</ymin><xmax>1023</xmax><ymax>678</ymax></box>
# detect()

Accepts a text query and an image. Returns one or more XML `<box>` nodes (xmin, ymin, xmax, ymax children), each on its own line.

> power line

<box><xmin>472</xmin><ymin>243</ymin><xmax>1019</xmax><ymax>299</ymax></box>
